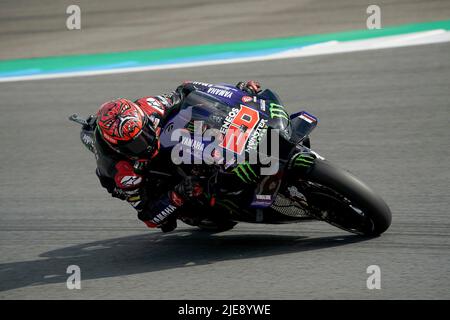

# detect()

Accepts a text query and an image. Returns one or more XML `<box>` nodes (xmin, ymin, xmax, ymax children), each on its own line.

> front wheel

<box><xmin>292</xmin><ymin>159</ymin><xmax>392</xmax><ymax>236</ymax></box>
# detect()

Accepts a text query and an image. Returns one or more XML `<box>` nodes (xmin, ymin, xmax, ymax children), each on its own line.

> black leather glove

<box><xmin>175</xmin><ymin>82</ymin><xmax>196</xmax><ymax>100</ymax></box>
<box><xmin>172</xmin><ymin>176</ymin><xmax>203</xmax><ymax>204</ymax></box>
<box><xmin>236</xmin><ymin>80</ymin><xmax>262</xmax><ymax>94</ymax></box>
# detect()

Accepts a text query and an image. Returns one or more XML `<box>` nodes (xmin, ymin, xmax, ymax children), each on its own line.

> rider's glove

<box><xmin>174</xmin><ymin>82</ymin><xmax>196</xmax><ymax>100</ymax></box>
<box><xmin>236</xmin><ymin>80</ymin><xmax>262</xmax><ymax>95</ymax></box>
<box><xmin>138</xmin><ymin>178</ymin><xmax>202</xmax><ymax>231</ymax></box>
<box><xmin>175</xmin><ymin>176</ymin><xmax>203</xmax><ymax>198</ymax></box>
<box><xmin>111</xmin><ymin>187</ymin><xmax>128</xmax><ymax>200</ymax></box>
<box><xmin>111</xmin><ymin>188</ymin><xmax>143</xmax><ymax>207</ymax></box>
<box><xmin>171</xmin><ymin>176</ymin><xmax>203</xmax><ymax>206</ymax></box>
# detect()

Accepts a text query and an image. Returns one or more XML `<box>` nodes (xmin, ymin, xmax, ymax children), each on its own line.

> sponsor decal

<box><xmin>120</xmin><ymin>176</ymin><xmax>142</xmax><ymax>187</ymax></box>
<box><xmin>232</xmin><ymin>163</ymin><xmax>258</xmax><ymax>184</ymax></box>
<box><xmin>245</xmin><ymin>119</ymin><xmax>268</xmax><ymax>152</ymax></box>
<box><xmin>207</xmin><ymin>87</ymin><xmax>233</xmax><ymax>99</ymax></box>
<box><xmin>292</xmin><ymin>153</ymin><xmax>315</xmax><ymax>168</ymax></box>
<box><xmin>152</xmin><ymin>204</ymin><xmax>177</xmax><ymax>223</ymax></box>
<box><xmin>220</xmin><ymin>107</ymin><xmax>240</xmax><ymax>134</ymax></box>
<box><xmin>81</xmin><ymin>133</ymin><xmax>93</xmax><ymax>146</ymax></box>
<box><xmin>299</xmin><ymin>112</ymin><xmax>317</xmax><ymax>124</ymax></box>
<box><xmin>250</xmin><ymin>173</ymin><xmax>283</xmax><ymax>208</ymax></box>
<box><xmin>148</xmin><ymin>114</ymin><xmax>160</xmax><ymax>128</ymax></box>
<box><xmin>146</xmin><ymin>97</ymin><xmax>165</xmax><ymax>115</ymax></box>
<box><xmin>219</xmin><ymin>105</ymin><xmax>260</xmax><ymax>154</ymax></box>
<box><xmin>242</xmin><ymin>96</ymin><xmax>253</xmax><ymax>103</ymax></box>
<box><xmin>259</xmin><ymin>99</ymin><xmax>266</xmax><ymax>111</ymax></box>
<box><xmin>192</xmin><ymin>81</ymin><xmax>213</xmax><ymax>87</ymax></box>
<box><xmin>181</xmin><ymin>136</ymin><xmax>205</xmax><ymax>151</ymax></box>
<box><xmin>269</xmin><ymin>103</ymin><xmax>289</xmax><ymax>121</ymax></box>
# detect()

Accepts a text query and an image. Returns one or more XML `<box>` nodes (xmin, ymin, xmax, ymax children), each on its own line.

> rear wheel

<box><xmin>290</xmin><ymin>159</ymin><xmax>392</xmax><ymax>236</ymax></box>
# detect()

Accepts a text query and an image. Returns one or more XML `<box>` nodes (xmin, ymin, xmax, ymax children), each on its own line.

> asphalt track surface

<box><xmin>0</xmin><ymin>39</ymin><xmax>449</xmax><ymax>299</ymax></box>
<box><xmin>2</xmin><ymin>0</ymin><xmax>450</xmax><ymax>59</ymax></box>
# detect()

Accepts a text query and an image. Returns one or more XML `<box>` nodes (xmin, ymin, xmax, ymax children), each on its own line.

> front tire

<box><xmin>299</xmin><ymin>159</ymin><xmax>392</xmax><ymax>236</ymax></box>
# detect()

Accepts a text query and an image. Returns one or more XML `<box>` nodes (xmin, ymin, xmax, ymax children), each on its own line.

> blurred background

<box><xmin>1</xmin><ymin>0</ymin><xmax>450</xmax><ymax>59</ymax></box>
<box><xmin>0</xmin><ymin>0</ymin><xmax>449</xmax><ymax>299</ymax></box>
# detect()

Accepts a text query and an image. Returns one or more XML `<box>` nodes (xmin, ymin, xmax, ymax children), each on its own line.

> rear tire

<box><xmin>302</xmin><ymin>159</ymin><xmax>392</xmax><ymax>236</ymax></box>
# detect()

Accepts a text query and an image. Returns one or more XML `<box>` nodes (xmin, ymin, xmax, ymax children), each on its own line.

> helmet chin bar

<box><xmin>97</xmin><ymin>114</ymin><xmax>158</xmax><ymax>160</ymax></box>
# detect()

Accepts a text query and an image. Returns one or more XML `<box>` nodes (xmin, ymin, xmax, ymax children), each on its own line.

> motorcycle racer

<box><xmin>71</xmin><ymin>78</ymin><xmax>391</xmax><ymax>237</ymax></box>
<box><xmin>90</xmin><ymin>80</ymin><xmax>263</xmax><ymax>232</ymax></box>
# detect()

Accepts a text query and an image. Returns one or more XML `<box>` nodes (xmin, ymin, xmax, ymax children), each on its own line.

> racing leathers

<box><xmin>93</xmin><ymin>80</ymin><xmax>262</xmax><ymax>232</ymax></box>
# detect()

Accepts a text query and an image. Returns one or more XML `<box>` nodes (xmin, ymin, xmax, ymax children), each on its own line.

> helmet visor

<box><xmin>118</xmin><ymin>124</ymin><xmax>157</xmax><ymax>158</ymax></box>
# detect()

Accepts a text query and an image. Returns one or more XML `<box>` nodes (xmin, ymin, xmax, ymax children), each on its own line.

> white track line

<box><xmin>1</xmin><ymin>30</ymin><xmax>449</xmax><ymax>83</ymax></box>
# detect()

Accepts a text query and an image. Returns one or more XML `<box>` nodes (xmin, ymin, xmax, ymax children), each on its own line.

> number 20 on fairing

<box><xmin>219</xmin><ymin>105</ymin><xmax>260</xmax><ymax>154</ymax></box>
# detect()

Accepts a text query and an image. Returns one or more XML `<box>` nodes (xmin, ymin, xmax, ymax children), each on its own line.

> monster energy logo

<box><xmin>186</xmin><ymin>121</ymin><xmax>195</xmax><ymax>133</ymax></box>
<box><xmin>293</xmin><ymin>153</ymin><xmax>315</xmax><ymax>168</ymax></box>
<box><xmin>269</xmin><ymin>103</ymin><xmax>289</xmax><ymax>121</ymax></box>
<box><xmin>232</xmin><ymin>163</ymin><xmax>258</xmax><ymax>184</ymax></box>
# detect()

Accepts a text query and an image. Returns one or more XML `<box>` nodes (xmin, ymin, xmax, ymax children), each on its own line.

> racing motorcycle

<box><xmin>70</xmin><ymin>83</ymin><xmax>391</xmax><ymax>236</ymax></box>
